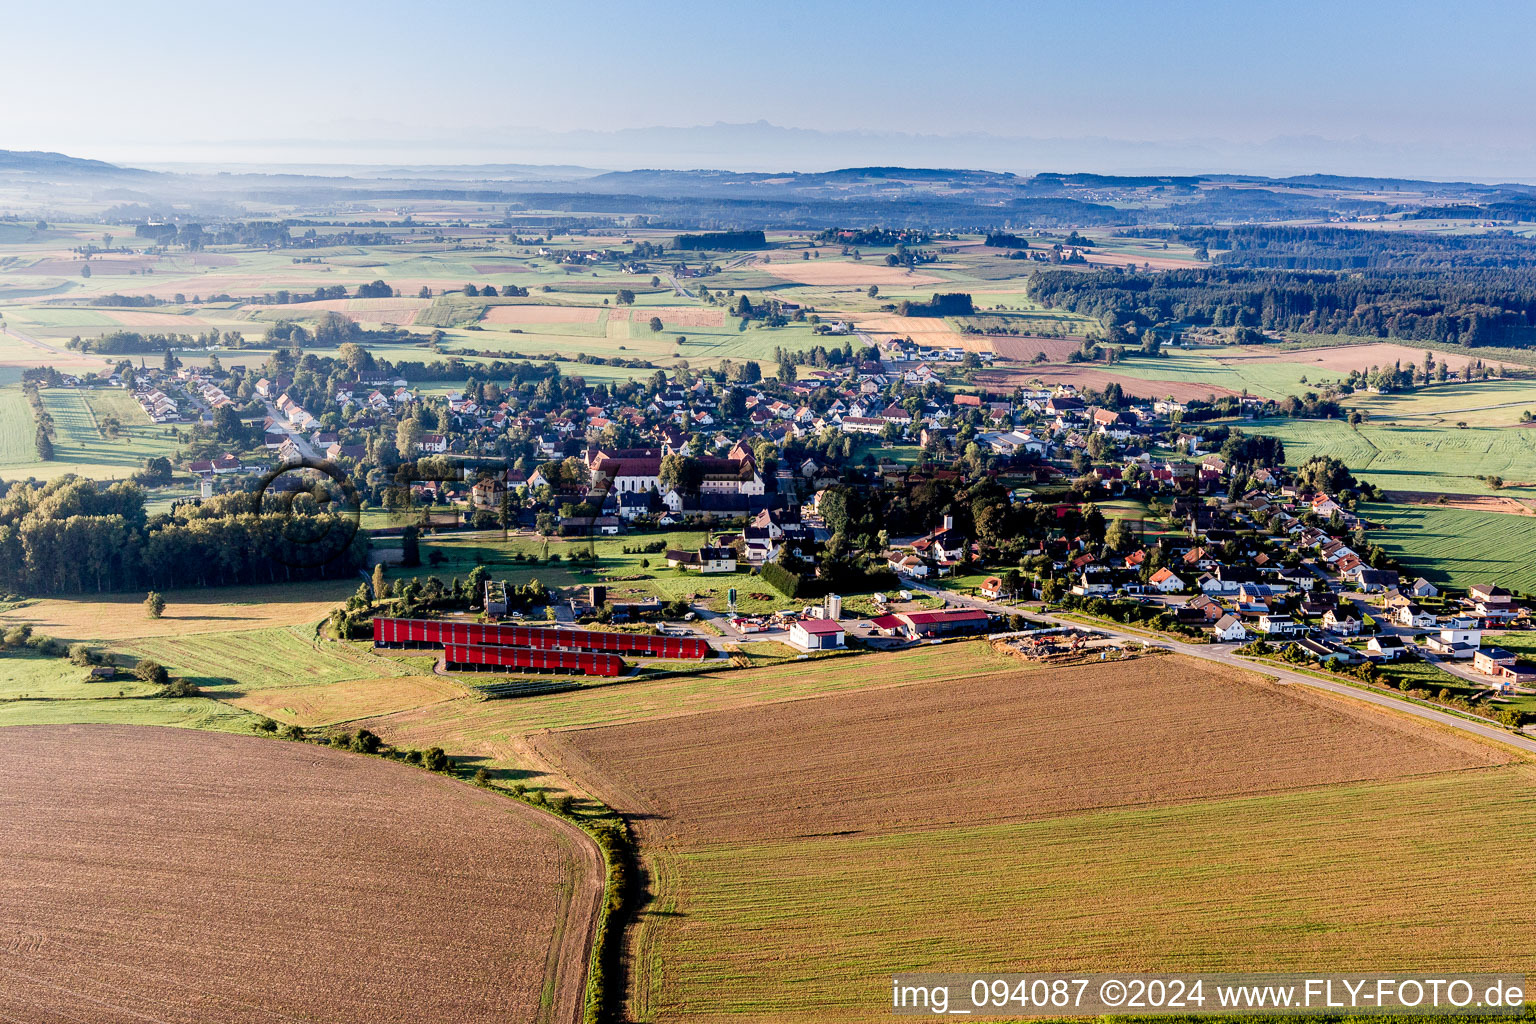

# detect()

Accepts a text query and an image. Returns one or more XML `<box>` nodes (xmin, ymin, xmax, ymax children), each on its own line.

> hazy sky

<box><xmin>5</xmin><ymin>0</ymin><xmax>1535</xmax><ymax>176</ymax></box>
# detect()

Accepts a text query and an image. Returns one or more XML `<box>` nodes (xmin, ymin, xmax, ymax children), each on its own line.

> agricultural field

<box><xmin>516</xmin><ymin>653</ymin><xmax>1526</xmax><ymax>1024</ymax></box>
<box><xmin>0</xmin><ymin>724</ymin><xmax>601</xmax><ymax>1024</ymax></box>
<box><xmin>1250</xmin><ymin>417</ymin><xmax>1536</xmax><ymax>495</ymax></box>
<box><xmin>0</xmin><ymin>380</ymin><xmax>36</xmax><ymax>466</ymax></box>
<box><xmin>125</xmin><ymin>625</ymin><xmax>414</xmax><ymax>695</ymax></box>
<box><xmin>1362</xmin><ymin>502</ymin><xmax>1536</xmax><ymax>593</ymax></box>
<box><xmin>0</xmin><ymin>579</ymin><xmax>356</xmax><ymax>641</ymax></box>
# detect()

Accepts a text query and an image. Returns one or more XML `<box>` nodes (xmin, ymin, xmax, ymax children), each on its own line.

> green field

<box><xmin>1251</xmin><ymin>418</ymin><xmax>1536</xmax><ymax>495</ymax></box>
<box><xmin>1362</xmin><ymin>502</ymin><xmax>1536</xmax><ymax>593</ymax></box>
<box><xmin>0</xmin><ymin>384</ymin><xmax>36</xmax><ymax>466</ymax></box>
<box><xmin>0</xmin><ymin>386</ymin><xmax>182</xmax><ymax>482</ymax></box>
<box><xmin>0</xmin><ymin>650</ymin><xmax>158</xmax><ymax>700</ymax></box>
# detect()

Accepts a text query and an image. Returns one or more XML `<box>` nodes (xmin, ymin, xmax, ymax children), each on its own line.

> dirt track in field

<box><xmin>0</xmin><ymin>724</ymin><xmax>603</xmax><ymax>1024</ymax></box>
<box><xmin>537</xmin><ymin>656</ymin><xmax>1508</xmax><ymax>844</ymax></box>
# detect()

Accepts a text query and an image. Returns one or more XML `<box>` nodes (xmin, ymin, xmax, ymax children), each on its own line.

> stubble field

<box><xmin>0</xmin><ymin>724</ymin><xmax>602</xmax><ymax>1024</ymax></box>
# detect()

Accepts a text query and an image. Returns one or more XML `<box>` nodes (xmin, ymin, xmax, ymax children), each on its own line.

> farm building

<box><xmin>372</xmin><ymin>617</ymin><xmax>709</xmax><ymax>660</ymax></box>
<box><xmin>871</xmin><ymin>607</ymin><xmax>991</xmax><ymax>640</ymax></box>
<box><xmin>789</xmin><ymin>618</ymin><xmax>845</xmax><ymax>651</ymax></box>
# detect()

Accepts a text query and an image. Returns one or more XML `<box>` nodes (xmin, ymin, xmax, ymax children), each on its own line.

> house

<box><xmin>1258</xmin><ymin>613</ymin><xmax>1302</xmax><ymax>637</ymax></box>
<box><xmin>887</xmin><ymin>553</ymin><xmax>930</xmax><ymax>578</ymax></box>
<box><xmin>1469</xmin><ymin>583</ymin><xmax>1513</xmax><ymax>607</ymax></box>
<box><xmin>1352</xmin><ymin>567</ymin><xmax>1398</xmax><ymax>593</ymax></box>
<box><xmin>789</xmin><ymin>618</ymin><xmax>845</xmax><ymax>651</ymax></box>
<box><xmin>1423</xmin><ymin>628</ymin><xmax>1481</xmax><ymax>659</ymax></box>
<box><xmin>1148</xmin><ymin>567</ymin><xmax>1185</xmax><ymax>593</ymax></box>
<box><xmin>979</xmin><ymin>576</ymin><xmax>1008</xmax><ymax>600</ymax></box>
<box><xmin>1294</xmin><ymin>636</ymin><xmax>1357</xmax><ymax>665</ymax></box>
<box><xmin>1322</xmin><ymin>607</ymin><xmax>1362</xmax><ymax>635</ymax></box>
<box><xmin>665</xmin><ymin>547</ymin><xmax>737</xmax><ymax>574</ymax></box>
<box><xmin>1368</xmin><ymin>635</ymin><xmax>1407</xmax><ymax>660</ymax></box>
<box><xmin>1473</xmin><ymin>647</ymin><xmax>1518</xmax><ymax>676</ymax></box>
<box><xmin>416</xmin><ymin>434</ymin><xmax>448</xmax><ymax>454</ymax></box>
<box><xmin>1211</xmin><ymin>613</ymin><xmax>1248</xmax><ymax>642</ymax></box>
<box><xmin>1408</xmin><ymin>578</ymin><xmax>1439</xmax><ymax>598</ymax></box>
<box><xmin>1392</xmin><ymin>604</ymin><xmax>1437</xmax><ymax>629</ymax></box>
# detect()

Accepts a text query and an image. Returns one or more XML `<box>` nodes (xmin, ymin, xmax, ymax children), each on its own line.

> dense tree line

<box><xmin>672</xmin><ymin>230</ymin><xmax>766</xmax><ymax>250</ymax></box>
<box><xmin>1028</xmin><ymin>267</ymin><xmax>1536</xmax><ymax>348</ymax></box>
<box><xmin>1133</xmin><ymin>224</ymin><xmax>1536</xmax><ymax>271</ymax></box>
<box><xmin>897</xmin><ymin>293</ymin><xmax>974</xmax><ymax>317</ymax></box>
<box><xmin>0</xmin><ymin>477</ymin><xmax>365</xmax><ymax>595</ymax></box>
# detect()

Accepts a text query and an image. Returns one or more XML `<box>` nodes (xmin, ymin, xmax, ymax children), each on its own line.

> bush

<box><xmin>555</xmin><ymin>794</ymin><xmax>575</xmax><ymax>815</ymax></box>
<box><xmin>350</xmin><ymin>729</ymin><xmax>381</xmax><ymax>754</ymax></box>
<box><xmin>252</xmin><ymin>716</ymin><xmax>279</xmax><ymax>734</ymax></box>
<box><xmin>3</xmin><ymin>624</ymin><xmax>33</xmax><ymax>647</ymax></box>
<box><xmin>473</xmin><ymin>767</ymin><xmax>492</xmax><ymax>786</ymax></box>
<box><xmin>161</xmin><ymin>678</ymin><xmax>200</xmax><ymax>697</ymax></box>
<box><xmin>67</xmin><ymin>643</ymin><xmax>97</xmax><ymax>667</ymax></box>
<box><xmin>144</xmin><ymin>591</ymin><xmax>165</xmax><ymax>619</ymax></box>
<box><xmin>759</xmin><ymin>560</ymin><xmax>802</xmax><ymax>599</ymax></box>
<box><xmin>423</xmin><ymin>746</ymin><xmax>451</xmax><ymax>772</ymax></box>
<box><xmin>279</xmin><ymin>723</ymin><xmax>306</xmax><ymax>741</ymax></box>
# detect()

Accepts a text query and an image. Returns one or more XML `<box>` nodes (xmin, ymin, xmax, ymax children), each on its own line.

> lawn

<box><xmin>0</xmin><ymin>650</ymin><xmax>159</xmax><ymax>699</ymax></box>
<box><xmin>1362</xmin><ymin>502</ymin><xmax>1536</xmax><ymax>593</ymax></box>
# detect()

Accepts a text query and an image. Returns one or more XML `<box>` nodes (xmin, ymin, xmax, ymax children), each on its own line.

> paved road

<box><xmin>665</xmin><ymin>273</ymin><xmax>695</xmax><ymax>299</ymax></box>
<box><xmin>1</xmin><ymin>322</ymin><xmax>86</xmax><ymax>358</ymax></box>
<box><xmin>262</xmin><ymin>399</ymin><xmax>318</xmax><ymax>458</ymax></box>
<box><xmin>904</xmin><ymin>579</ymin><xmax>1536</xmax><ymax>756</ymax></box>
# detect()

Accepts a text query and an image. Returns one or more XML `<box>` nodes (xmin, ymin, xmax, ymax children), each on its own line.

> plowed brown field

<box><xmin>537</xmin><ymin>656</ymin><xmax>1507</xmax><ymax>843</ymax></box>
<box><xmin>0</xmin><ymin>725</ymin><xmax>602</xmax><ymax>1024</ymax></box>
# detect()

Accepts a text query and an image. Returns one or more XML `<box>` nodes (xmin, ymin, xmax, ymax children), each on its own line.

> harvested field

<box><xmin>654</xmin><ymin>766</ymin><xmax>1536</xmax><ymax>1022</ymax></box>
<box><xmin>626</xmin><ymin>306</ymin><xmax>725</xmax><ymax>327</ymax></box>
<box><xmin>848</xmin><ymin>311</ymin><xmax>964</xmax><ymax>348</ymax></box>
<box><xmin>1240</xmin><ymin>342</ymin><xmax>1485</xmax><ymax>374</ymax></box>
<box><xmin>232</xmin><ymin>674</ymin><xmax>466</xmax><ymax>726</ymax></box>
<box><xmin>21</xmin><ymin>256</ymin><xmax>158</xmax><ymax>275</ymax></box>
<box><xmin>761</xmin><ymin>261</ymin><xmax>945</xmax><ymax>286</ymax></box>
<box><xmin>258</xmin><ymin>296</ymin><xmax>431</xmax><ymax>324</ymax></box>
<box><xmin>483</xmin><ymin>303</ymin><xmax>603</xmax><ymax>324</ymax></box>
<box><xmin>471</xmin><ymin>263</ymin><xmax>532</xmax><ymax>273</ymax></box>
<box><xmin>0</xmin><ymin>580</ymin><xmax>355</xmax><ymax>641</ymax></box>
<box><xmin>985</xmin><ymin>334</ymin><xmax>1082</xmax><ymax>361</ymax></box>
<box><xmin>975</xmin><ymin>365</ymin><xmax>1242</xmax><ymax>401</ymax></box>
<box><xmin>96</xmin><ymin>310</ymin><xmax>214</xmax><ymax>328</ymax></box>
<box><xmin>1383</xmin><ymin>490</ymin><xmax>1536</xmax><ymax>515</ymax></box>
<box><xmin>1082</xmin><ymin>250</ymin><xmax>1199</xmax><ymax>271</ymax></box>
<box><xmin>0</xmin><ymin>724</ymin><xmax>602</xmax><ymax>1024</ymax></box>
<box><xmin>537</xmin><ymin>656</ymin><xmax>1508</xmax><ymax>843</ymax></box>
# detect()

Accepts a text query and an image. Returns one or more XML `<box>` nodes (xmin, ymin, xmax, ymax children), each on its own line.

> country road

<box><xmin>906</xmin><ymin>580</ymin><xmax>1536</xmax><ymax>756</ymax></box>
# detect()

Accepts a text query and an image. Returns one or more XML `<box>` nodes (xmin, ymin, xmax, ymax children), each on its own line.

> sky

<box><xmin>4</xmin><ymin>0</ymin><xmax>1536</xmax><ymax>178</ymax></box>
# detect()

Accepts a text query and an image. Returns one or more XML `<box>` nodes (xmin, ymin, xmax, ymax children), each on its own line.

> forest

<box><xmin>0</xmin><ymin>477</ymin><xmax>367</xmax><ymax>595</ymax></box>
<box><xmin>1028</xmin><ymin>266</ymin><xmax>1536</xmax><ymax>347</ymax></box>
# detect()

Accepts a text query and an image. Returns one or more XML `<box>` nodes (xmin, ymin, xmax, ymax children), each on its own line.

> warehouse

<box><xmin>789</xmin><ymin>618</ymin><xmax>846</xmax><ymax>651</ymax></box>
<box><xmin>870</xmin><ymin>607</ymin><xmax>991</xmax><ymax>640</ymax></box>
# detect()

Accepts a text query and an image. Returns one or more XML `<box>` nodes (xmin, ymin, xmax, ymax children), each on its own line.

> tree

<box><xmin>34</xmin><ymin>427</ymin><xmax>53</xmax><ymax>460</ymax></box>
<box><xmin>867</xmin><ymin>285</ymin><xmax>879</xmax><ymax>298</ymax></box>
<box><xmin>81</xmin><ymin>264</ymin><xmax>92</xmax><ymax>278</ymax></box>
<box><xmin>401</xmin><ymin>526</ymin><xmax>421</xmax><ymax>568</ymax></box>
<box><xmin>133</xmin><ymin>658</ymin><xmax>168</xmax><ymax>685</ymax></box>
<box><xmin>1105</xmin><ymin>518</ymin><xmax>1135</xmax><ymax>551</ymax></box>
<box><xmin>396</xmin><ymin>418</ymin><xmax>423</xmax><ymax>456</ymax></box>
<box><xmin>615</xmin><ymin>289</ymin><xmax>636</xmax><ymax>305</ymax></box>
<box><xmin>371</xmin><ymin>562</ymin><xmax>388</xmax><ymax>601</ymax></box>
<box><xmin>144</xmin><ymin>591</ymin><xmax>165</xmax><ymax>619</ymax></box>
<box><xmin>648</xmin><ymin>316</ymin><xmax>664</xmax><ymax>333</ymax></box>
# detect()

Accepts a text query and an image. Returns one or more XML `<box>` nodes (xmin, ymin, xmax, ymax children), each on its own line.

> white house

<box><xmin>1148</xmin><ymin>567</ymin><xmax>1185</xmax><ymax>593</ymax></box>
<box><xmin>1258</xmin><ymin>613</ymin><xmax>1303</xmax><ymax>637</ymax></box>
<box><xmin>1212</xmin><ymin>614</ymin><xmax>1247</xmax><ymax>642</ymax></box>
<box><xmin>1322</xmin><ymin>607</ymin><xmax>1362</xmax><ymax>635</ymax></box>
